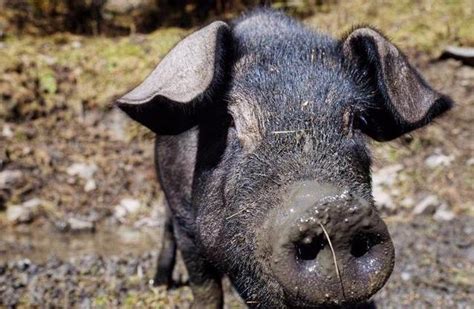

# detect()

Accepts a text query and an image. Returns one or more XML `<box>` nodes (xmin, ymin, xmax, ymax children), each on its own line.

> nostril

<box><xmin>350</xmin><ymin>232</ymin><xmax>381</xmax><ymax>258</ymax></box>
<box><xmin>295</xmin><ymin>235</ymin><xmax>326</xmax><ymax>261</ymax></box>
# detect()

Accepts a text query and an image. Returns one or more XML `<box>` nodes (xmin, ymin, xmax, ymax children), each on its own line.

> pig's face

<box><xmin>117</xmin><ymin>16</ymin><xmax>452</xmax><ymax>307</ymax></box>
<box><xmin>194</xmin><ymin>54</ymin><xmax>391</xmax><ymax>307</ymax></box>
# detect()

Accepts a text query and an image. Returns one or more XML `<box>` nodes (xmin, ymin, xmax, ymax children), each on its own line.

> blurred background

<box><xmin>0</xmin><ymin>0</ymin><xmax>472</xmax><ymax>307</ymax></box>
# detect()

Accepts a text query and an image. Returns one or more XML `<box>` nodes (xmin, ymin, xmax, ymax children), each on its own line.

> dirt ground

<box><xmin>0</xmin><ymin>1</ymin><xmax>473</xmax><ymax>308</ymax></box>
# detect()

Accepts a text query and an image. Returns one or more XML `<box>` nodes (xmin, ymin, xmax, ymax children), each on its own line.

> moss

<box><xmin>304</xmin><ymin>0</ymin><xmax>474</xmax><ymax>55</ymax></box>
<box><xmin>122</xmin><ymin>290</ymin><xmax>173</xmax><ymax>308</ymax></box>
<box><xmin>93</xmin><ymin>295</ymin><xmax>111</xmax><ymax>308</ymax></box>
<box><xmin>1</xmin><ymin>1</ymin><xmax>470</xmax><ymax>121</ymax></box>
<box><xmin>0</xmin><ymin>28</ymin><xmax>186</xmax><ymax>120</ymax></box>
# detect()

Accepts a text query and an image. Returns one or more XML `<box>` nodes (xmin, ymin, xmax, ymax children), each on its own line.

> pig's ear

<box><xmin>342</xmin><ymin>27</ymin><xmax>453</xmax><ymax>141</ymax></box>
<box><xmin>116</xmin><ymin>21</ymin><xmax>231</xmax><ymax>135</ymax></box>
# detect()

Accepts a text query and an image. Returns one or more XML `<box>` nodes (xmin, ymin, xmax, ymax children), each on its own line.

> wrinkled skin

<box><xmin>117</xmin><ymin>9</ymin><xmax>452</xmax><ymax>308</ymax></box>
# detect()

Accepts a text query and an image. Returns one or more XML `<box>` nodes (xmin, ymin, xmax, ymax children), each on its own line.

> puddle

<box><xmin>0</xmin><ymin>224</ymin><xmax>161</xmax><ymax>263</ymax></box>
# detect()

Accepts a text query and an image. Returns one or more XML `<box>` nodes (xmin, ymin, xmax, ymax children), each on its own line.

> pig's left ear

<box><xmin>116</xmin><ymin>21</ymin><xmax>231</xmax><ymax>135</ymax></box>
<box><xmin>342</xmin><ymin>27</ymin><xmax>453</xmax><ymax>141</ymax></box>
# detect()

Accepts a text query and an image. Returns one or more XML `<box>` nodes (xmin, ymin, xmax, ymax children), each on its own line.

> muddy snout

<box><xmin>267</xmin><ymin>182</ymin><xmax>394</xmax><ymax>307</ymax></box>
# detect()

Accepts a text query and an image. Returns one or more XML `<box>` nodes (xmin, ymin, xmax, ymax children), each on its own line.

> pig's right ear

<box><xmin>116</xmin><ymin>21</ymin><xmax>231</xmax><ymax>135</ymax></box>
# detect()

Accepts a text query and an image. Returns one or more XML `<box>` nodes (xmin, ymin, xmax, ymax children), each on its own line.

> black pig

<box><xmin>116</xmin><ymin>9</ymin><xmax>452</xmax><ymax>308</ymax></box>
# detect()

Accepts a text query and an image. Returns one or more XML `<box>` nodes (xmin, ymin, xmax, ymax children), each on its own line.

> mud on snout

<box><xmin>258</xmin><ymin>181</ymin><xmax>395</xmax><ymax>307</ymax></box>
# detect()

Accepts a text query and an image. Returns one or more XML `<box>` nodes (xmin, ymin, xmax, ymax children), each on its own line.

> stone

<box><xmin>66</xmin><ymin>162</ymin><xmax>98</xmax><ymax>180</ymax></box>
<box><xmin>133</xmin><ymin>217</ymin><xmax>160</xmax><ymax>228</ymax></box>
<box><xmin>67</xmin><ymin>217</ymin><xmax>95</xmax><ymax>233</ymax></box>
<box><xmin>6</xmin><ymin>206</ymin><xmax>28</xmax><ymax>223</ymax></box>
<box><xmin>2</xmin><ymin>124</ymin><xmax>13</xmax><ymax>138</ymax></box>
<box><xmin>6</xmin><ymin>198</ymin><xmax>42</xmax><ymax>224</ymax></box>
<box><xmin>413</xmin><ymin>195</ymin><xmax>439</xmax><ymax>216</ymax></box>
<box><xmin>103</xmin><ymin>108</ymin><xmax>128</xmax><ymax>141</ymax></box>
<box><xmin>114</xmin><ymin>198</ymin><xmax>142</xmax><ymax>220</ymax></box>
<box><xmin>467</xmin><ymin>157</ymin><xmax>474</xmax><ymax>166</ymax></box>
<box><xmin>400</xmin><ymin>196</ymin><xmax>415</xmax><ymax>208</ymax></box>
<box><xmin>71</xmin><ymin>40</ymin><xmax>82</xmax><ymax>49</ymax></box>
<box><xmin>120</xmin><ymin>198</ymin><xmax>141</xmax><ymax>213</ymax></box>
<box><xmin>0</xmin><ymin>170</ymin><xmax>23</xmax><ymax>189</ymax></box>
<box><xmin>113</xmin><ymin>205</ymin><xmax>128</xmax><ymax>219</ymax></box>
<box><xmin>373</xmin><ymin>186</ymin><xmax>395</xmax><ymax>210</ymax></box>
<box><xmin>425</xmin><ymin>150</ymin><xmax>454</xmax><ymax>168</ymax></box>
<box><xmin>400</xmin><ymin>271</ymin><xmax>412</xmax><ymax>281</ymax></box>
<box><xmin>372</xmin><ymin>164</ymin><xmax>403</xmax><ymax>187</ymax></box>
<box><xmin>439</xmin><ymin>46</ymin><xmax>474</xmax><ymax>66</ymax></box>
<box><xmin>103</xmin><ymin>0</ymin><xmax>150</xmax><ymax>14</ymax></box>
<box><xmin>433</xmin><ymin>207</ymin><xmax>456</xmax><ymax>222</ymax></box>
<box><xmin>84</xmin><ymin>179</ymin><xmax>96</xmax><ymax>192</ymax></box>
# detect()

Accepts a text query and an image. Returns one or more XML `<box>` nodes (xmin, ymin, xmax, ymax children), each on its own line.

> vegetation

<box><xmin>0</xmin><ymin>1</ymin><xmax>472</xmax><ymax>307</ymax></box>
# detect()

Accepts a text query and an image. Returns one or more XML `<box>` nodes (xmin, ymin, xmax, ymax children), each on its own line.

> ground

<box><xmin>0</xmin><ymin>1</ymin><xmax>473</xmax><ymax>308</ymax></box>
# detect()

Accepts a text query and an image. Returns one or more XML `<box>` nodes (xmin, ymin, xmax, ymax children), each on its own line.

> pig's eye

<box><xmin>343</xmin><ymin>106</ymin><xmax>365</xmax><ymax>137</ymax></box>
<box><xmin>343</xmin><ymin>107</ymin><xmax>356</xmax><ymax>136</ymax></box>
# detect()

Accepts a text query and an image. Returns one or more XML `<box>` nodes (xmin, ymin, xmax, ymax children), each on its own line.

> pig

<box><xmin>116</xmin><ymin>8</ymin><xmax>452</xmax><ymax>308</ymax></box>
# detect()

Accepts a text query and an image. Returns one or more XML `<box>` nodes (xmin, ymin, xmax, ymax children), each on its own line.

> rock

<box><xmin>0</xmin><ymin>170</ymin><xmax>23</xmax><ymax>189</ymax></box>
<box><xmin>133</xmin><ymin>217</ymin><xmax>160</xmax><ymax>228</ymax></box>
<box><xmin>84</xmin><ymin>179</ymin><xmax>96</xmax><ymax>192</ymax></box>
<box><xmin>103</xmin><ymin>0</ymin><xmax>150</xmax><ymax>14</ymax></box>
<box><xmin>66</xmin><ymin>162</ymin><xmax>98</xmax><ymax>180</ymax></box>
<box><xmin>80</xmin><ymin>298</ymin><xmax>92</xmax><ymax>309</ymax></box>
<box><xmin>413</xmin><ymin>195</ymin><xmax>439</xmax><ymax>216</ymax></box>
<box><xmin>372</xmin><ymin>164</ymin><xmax>403</xmax><ymax>187</ymax></box>
<box><xmin>1</xmin><ymin>124</ymin><xmax>13</xmax><ymax>138</ymax></box>
<box><xmin>6</xmin><ymin>198</ymin><xmax>43</xmax><ymax>224</ymax></box>
<box><xmin>433</xmin><ymin>207</ymin><xmax>456</xmax><ymax>222</ymax></box>
<box><xmin>15</xmin><ymin>259</ymin><xmax>31</xmax><ymax>271</ymax></box>
<box><xmin>114</xmin><ymin>205</ymin><xmax>128</xmax><ymax>219</ymax></box>
<box><xmin>413</xmin><ymin>196</ymin><xmax>454</xmax><ymax>221</ymax></box>
<box><xmin>400</xmin><ymin>196</ymin><xmax>415</xmax><ymax>208</ymax></box>
<box><xmin>101</xmin><ymin>0</ymin><xmax>159</xmax><ymax>33</ymax></box>
<box><xmin>467</xmin><ymin>157</ymin><xmax>474</xmax><ymax>166</ymax></box>
<box><xmin>439</xmin><ymin>46</ymin><xmax>474</xmax><ymax>66</ymax></box>
<box><xmin>6</xmin><ymin>206</ymin><xmax>24</xmax><ymax>222</ymax></box>
<box><xmin>67</xmin><ymin>217</ymin><xmax>95</xmax><ymax>233</ymax></box>
<box><xmin>373</xmin><ymin>186</ymin><xmax>395</xmax><ymax>210</ymax></box>
<box><xmin>120</xmin><ymin>198</ymin><xmax>141</xmax><ymax>213</ymax></box>
<box><xmin>103</xmin><ymin>109</ymin><xmax>128</xmax><ymax>141</ymax></box>
<box><xmin>400</xmin><ymin>271</ymin><xmax>412</xmax><ymax>281</ymax></box>
<box><xmin>425</xmin><ymin>150</ymin><xmax>454</xmax><ymax>168</ymax></box>
<box><xmin>71</xmin><ymin>40</ymin><xmax>82</xmax><ymax>49</ymax></box>
<box><xmin>114</xmin><ymin>198</ymin><xmax>142</xmax><ymax>220</ymax></box>
<box><xmin>372</xmin><ymin>164</ymin><xmax>402</xmax><ymax>211</ymax></box>
<box><xmin>67</xmin><ymin>163</ymin><xmax>98</xmax><ymax>192</ymax></box>
<box><xmin>53</xmin><ymin>220</ymin><xmax>70</xmax><ymax>232</ymax></box>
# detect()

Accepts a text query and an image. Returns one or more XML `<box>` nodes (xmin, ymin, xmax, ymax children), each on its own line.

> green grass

<box><xmin>0</xmin><ymin>28</ymin><xmax>187</xmax><ymax>120</ymax></box>
<box><xmin>1</xmin><ymin>1</ymin><xmax>471</xmax><ymax>121</ymax></box>
<box><xmin>304</xmin><ymin>0</ymin><xmax>474</xmax><ymax>54</ymax></box>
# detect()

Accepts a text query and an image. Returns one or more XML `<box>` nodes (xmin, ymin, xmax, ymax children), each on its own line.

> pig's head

<box><xmin>117</xmin><ymin>18</ymin><xmax>452</xmax><ymax>307</ymax></box>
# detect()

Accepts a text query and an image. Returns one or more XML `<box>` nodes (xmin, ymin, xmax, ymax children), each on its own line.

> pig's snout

<box><xmin>267</xmin><ymin>182</ymin><xmax>394</xmax><ymax>307</ymax></box>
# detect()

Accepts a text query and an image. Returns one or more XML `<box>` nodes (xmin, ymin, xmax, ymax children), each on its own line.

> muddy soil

<box><xmin>0</xmin><ymin>217</ymin><xmax>472</xmax><ymax>308</ymax></box>
<box><xmin>0</xmin><ymin>15</ymin><xmax>473</xmax><ymax>308</ymax></box>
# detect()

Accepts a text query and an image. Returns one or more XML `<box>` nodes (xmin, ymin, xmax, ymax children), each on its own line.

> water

<box><xmin>0</xmin><ymin>224</ymin><xmax>160</xmax><ymax>263</ymax></box>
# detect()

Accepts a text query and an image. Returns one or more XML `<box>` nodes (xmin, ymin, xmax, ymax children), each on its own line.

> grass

<box><xmin>304</xmin><ymin>0</ymin><xmax>474</xmax><ymax>54</ymax></box>
<box><xmin>0</xmin><ymin>28</ymin><xmax>187</xmax><ymax>120</ymax></box>
<box><xmin>1</xmin><ymin>1</ymin><xmax>472</xmax><ymax>121</ymax></box>
<box><xmin>0</xmin><ymin>2</ymin><xmax>472</xmax><ymax>308</ymax></box>
<box><xmin>92</xmin><ymin>287</ymin><xmax>194</xmax><ymax>308</ymax></box>
<box><xmin>0</xmin><ymin>1</ymin><xmax>471</xmax><ymax>214</ymax></box>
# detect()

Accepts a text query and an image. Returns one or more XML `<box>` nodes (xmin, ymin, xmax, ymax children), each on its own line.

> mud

<box><xmin>0</xmin><ymin>217</ymin><xmax>472</xmax><ymax>307</ymax></box>
<box><xmin>0</xmin><ymin>6</ymin><xmax>473</xmax><ymax>306</ymax></box>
